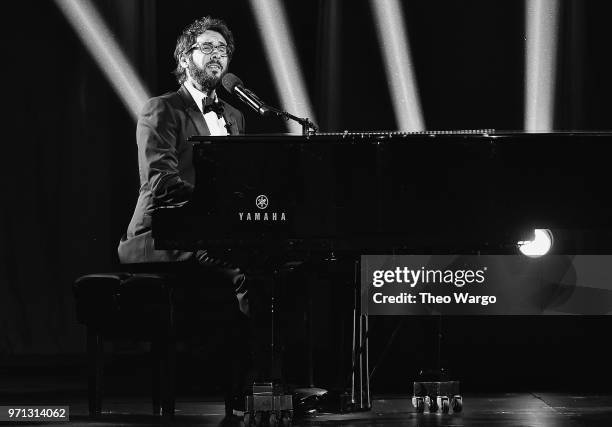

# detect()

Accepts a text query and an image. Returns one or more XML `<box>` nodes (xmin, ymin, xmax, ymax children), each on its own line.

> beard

<box><xmin>187</xmin><ymin>58</ymin><xmax>225</xmax><ymax>91</ymax></box>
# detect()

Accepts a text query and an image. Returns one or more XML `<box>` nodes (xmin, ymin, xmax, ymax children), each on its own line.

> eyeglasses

<box><xmin>186</xmin><ymin>42</ymin><xmax>229</xmax><ymax>56</ymax></box>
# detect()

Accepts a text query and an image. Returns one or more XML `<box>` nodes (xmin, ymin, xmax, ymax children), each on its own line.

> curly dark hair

<box><xmin>173</xmin><ymin>16</ymin><xmax>235</xmax><ymax>85</ymax></box>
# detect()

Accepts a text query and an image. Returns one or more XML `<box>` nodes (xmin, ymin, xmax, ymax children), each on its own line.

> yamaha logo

<box><xmin>256</xmin><ymin>195</ymin><xmax>268</xmax><ymax>209</ymax></box>
<box><xmin>238</xmin><ymin>194</ymin><xmax>287</xmax><ymax>222</ymax></box>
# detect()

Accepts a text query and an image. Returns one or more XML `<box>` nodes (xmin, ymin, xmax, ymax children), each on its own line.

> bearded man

<box><xmin>119</xmin><ymin>16</ymin><xmax>245</xmax><ymax>264</ymax></box>
<box><xmin>117</xmin><ymin>16</ymin><xmax>248</xmax><ymax>417</ymax></box>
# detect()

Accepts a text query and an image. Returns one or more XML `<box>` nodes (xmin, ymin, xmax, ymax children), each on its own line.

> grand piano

<box><xmin>151</xmin><ymin>131</ymin><xmax>612</xmax><ymax>412</ymax></box>
<box><xmin>153</xmin><ymin>131</ymin><xmax>612</xmax><ymax>256</ymax></box>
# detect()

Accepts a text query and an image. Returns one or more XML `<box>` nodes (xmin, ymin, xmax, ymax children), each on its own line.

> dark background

<box><xmin>3</xmin><ymin>0</ymin><xmax>612</xmax><ymax>394</ymax></box>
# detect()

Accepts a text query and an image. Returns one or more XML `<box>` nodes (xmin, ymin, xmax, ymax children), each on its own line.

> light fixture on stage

<box><xmin>54</xmin><ymin>0</ymin><xmax>150</xmax><ymax>120</ymax></box>
<box><xmin>248</xmin><ymin>0</ymin><xmax>317</xmax><ymax>134</ymax></box>
<box><xmin>370</xmin><ymin>0</ymin><xmax>424</xmax><ymax>131</ymax></box>
<box><xmin>518</xmin><ymin>229</ymin><xmax>553</xmax><ymax>257</ymax></box>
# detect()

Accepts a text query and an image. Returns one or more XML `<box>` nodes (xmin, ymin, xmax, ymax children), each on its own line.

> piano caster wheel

<box><xmin>413</xmin><ymin>397</ymin><xmax>425</xmax><ymax>413</ymax></box>
<box><xmin>269</xmin><ymin>411</ymin><xmax>279</xmax><ymax>427</ymax></box>
<box><xmin>427</xmin><ymin>396</ymin><xmax>438</xmax><ymax>412</ymax></box>
<box><xmin>281</xmin><ymin>411</ymin><xmax>292</xmax><ymax>427</ymax></box>
<box><xmin>249</xmin><ymin>411</ymin><xmax>263</xmax><ymax>427</ymax></box>
<box><xmin>451</xmin><ymin>395</ymin><xmax>463</xmax><ymax>413</ymax></box>
<box><xmin>437</xmin><ymin>396</ymin><xmax>450</xmax><ymax>413</ymax></box>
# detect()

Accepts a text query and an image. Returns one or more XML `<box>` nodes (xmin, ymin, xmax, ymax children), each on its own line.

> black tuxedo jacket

<box><xmin>118</xmin><ymin>84</ymin><xmax>245</xmax><ymax>263</ymax></box>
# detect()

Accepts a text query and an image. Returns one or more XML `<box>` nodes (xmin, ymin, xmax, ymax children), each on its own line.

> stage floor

<box><xmin>1</xmin><ymin>393</ymin><xmax>612</xmax><ymax>426</ymax></box>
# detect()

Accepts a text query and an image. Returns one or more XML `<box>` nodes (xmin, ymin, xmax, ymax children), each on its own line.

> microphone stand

<box><xmin>265</xmin><ymin>106</ymin><xmax>318</xmax><ymax>136</ymax></box>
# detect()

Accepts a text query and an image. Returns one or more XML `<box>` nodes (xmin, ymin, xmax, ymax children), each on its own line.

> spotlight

<box><xmin>518</xmin><ymin>229</ymin><xmax>554</xmax><ymax>257</ymax></box>
<box><xmin>248</xmin><ymin>0</ymin><xmax>317</xmax><ymax>133</ymax></box>
<box><xmin>55</xmin><ymin>0</ymin><xmax>150</xmax><ymax>120</ymax></box>
<box><xmin>524</xmin><ymin>0</ymin><xmax>560</xmax><ymax>131</ymax></box>
<box><xmin>370</xmin><ymin>0</ymin><xmax>424</xmax><ymax>131</ymax></box>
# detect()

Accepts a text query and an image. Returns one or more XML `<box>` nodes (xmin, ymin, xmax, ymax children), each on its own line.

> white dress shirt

<box><xmin>183</xmin><ymin>82</ymin><xmax>229</xmax><ymax>136</ymax></box>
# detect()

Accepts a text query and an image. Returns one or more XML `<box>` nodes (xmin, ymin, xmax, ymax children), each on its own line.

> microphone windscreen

<box><xmin>221</xmin><ymin>73</ymin><xmax>243</xmax><ymax>93</ymax></box>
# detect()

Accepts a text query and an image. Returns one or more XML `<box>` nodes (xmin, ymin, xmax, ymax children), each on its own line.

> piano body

<box><xmin>153</xmin><ymin>131</ymin><xmax>612</xmax><ymax>255</ymax></box>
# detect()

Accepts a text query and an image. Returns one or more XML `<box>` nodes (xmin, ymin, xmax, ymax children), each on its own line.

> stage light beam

<box><xmin>54</xmin><ymin>0</ymin><xmax>150</xmax><ymax>120</ymax></box>
<box><xmin>525</xmin><ymin>0</ymin><xmax>560</xmax><ymax>131</ymax></box>
<box><xmin>370</xmin><ymin>0</ymin><xmax>424</xmax><ymax>132</ymax></box>
<box><xmin>248</xmin><ymin>0</ymin><xmax>317</xmax><ymax>134</ymax></box>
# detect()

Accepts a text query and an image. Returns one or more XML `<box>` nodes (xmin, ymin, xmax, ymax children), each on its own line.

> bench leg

<box><xmin>158</xmin><ymin>336</ymin><xmax>176</xmax><ymax>418</ymax></box>
<box><xmin>87</xmin><ymin>329</ymin><xmax>103</xmax><ymax>417</ymax></box>
<box><xmin>151</xmin><ymin>340</ymin><xmax>161</xmax><ymax>415</ymax></box>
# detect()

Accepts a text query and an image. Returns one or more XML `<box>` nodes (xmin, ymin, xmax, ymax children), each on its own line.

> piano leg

<box><xmin>350</xmin><ymin>259</ymin><xmax>371</xmax><ymax>411</ymax></box>
<box><xmin>243</xmin><ymin>271</ymin><xmax>293</xmax><ymax>424</ymax></box>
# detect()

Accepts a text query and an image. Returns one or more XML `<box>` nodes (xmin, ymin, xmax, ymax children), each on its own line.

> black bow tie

<box><xmin>202</xmin><ymin>101</ymin><xmax>224</xmax><ymax>118</ymax></box>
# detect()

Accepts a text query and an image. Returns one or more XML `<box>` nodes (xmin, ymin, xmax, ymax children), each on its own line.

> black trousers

<box><xmin>119</xmin><ymin>259</ymin><xmax>296</xmax><ymax>405</ymax></box>
<box><xmin>120</xmin><ymin>260</ymin><xmax>248</xmax><ymax>406</ymax></box>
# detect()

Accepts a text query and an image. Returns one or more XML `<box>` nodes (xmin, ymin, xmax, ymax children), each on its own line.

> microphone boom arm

<box><xmin>223</xmin><ymin>74</ymin><xmax>317</xmax><ymax>135</ymax></box>
<box><xmin>265</xmin><ymin>105</ymin><xmax>318</xmax><ymax>136</ymax></box>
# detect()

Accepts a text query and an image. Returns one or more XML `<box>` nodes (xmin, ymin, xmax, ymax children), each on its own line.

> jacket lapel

<box><xmin>177</xmin><ymin>85</ymin><xmax>210</xmax><ymax>136</ymax></box>
<box><xmin>219</xmin><ymin>99</ymin><xmax>239</xmax><ymax>135</ymax></box>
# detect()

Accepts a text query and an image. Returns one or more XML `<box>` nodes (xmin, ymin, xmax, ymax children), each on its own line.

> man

<box><xmin>118</xmin><ymin>16</ymin><xmax>249</xmax><ymax>416</ymax></box>
<box><xmin>119</xmin><ymin>16</ymin><xmax>244</xmax><ymax>268</ymax></box>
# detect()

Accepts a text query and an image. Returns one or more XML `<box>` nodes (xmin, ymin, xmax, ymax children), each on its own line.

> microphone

<box><xmin>222</xmin><ymin>73</ymin><xmax>271</xmax><ymax>116</ymax></box>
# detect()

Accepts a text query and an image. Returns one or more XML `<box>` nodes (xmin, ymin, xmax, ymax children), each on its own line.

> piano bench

<box><xmin>73</xmin><ymin>273</ymin><xmax>176</xmax><ymax>419</ymax></box>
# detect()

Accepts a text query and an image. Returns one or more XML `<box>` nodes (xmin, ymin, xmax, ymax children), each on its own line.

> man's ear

<box><xmin>179</xmin><ymin>53</ymin><xmax>189</xmax><ymax>69</ymax></box>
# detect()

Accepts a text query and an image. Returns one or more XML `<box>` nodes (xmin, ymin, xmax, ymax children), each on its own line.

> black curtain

<box><xmin>2</xmin><ymin>0</ymin><xmax>155</xmax><ymax>355</ymax></box>
<box><xmin>2</xmin><ymin>1</ymin><xmax>612</xmax><ymax>390</ymax></box>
